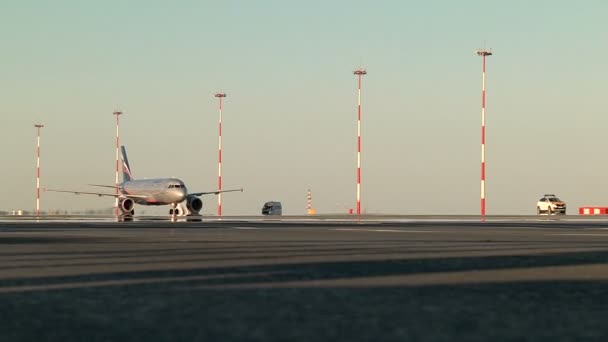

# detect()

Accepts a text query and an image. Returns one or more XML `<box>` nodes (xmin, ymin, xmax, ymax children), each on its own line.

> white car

<box><xmin>536</xmin><ymin>194</ymin><xmax>566</xmax><ymax>215</ymax></box>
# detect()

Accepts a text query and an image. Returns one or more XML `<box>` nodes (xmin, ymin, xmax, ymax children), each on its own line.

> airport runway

<box><xmin>2</xmin><ymin>216</ymin><xmax>608</xmax><ymax>341</ymax></box>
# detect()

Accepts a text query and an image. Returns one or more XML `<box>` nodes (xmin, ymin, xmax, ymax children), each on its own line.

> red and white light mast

<box><xmin>476</xmin><ymin>49</ymin><xmax>492</xmax><ymax>218</ymax></box>
<box><xmin>35</xmin><ymin>124</ymin><xmax>44</xmax><ymax>216</ymax></box>
<box><xmin>113</xmin><ymin>111</ymin><xmax>122</xmax><ymax>217</ymax></box>
<box><xmin>215</xmin><ymin>92</ymin><xmax>227</xmax><ymax>217</ymax></box>
<box><xmin>353</xmin><ymin>68</ymin><xmax>367</xmax><ymax>216</ymax></box>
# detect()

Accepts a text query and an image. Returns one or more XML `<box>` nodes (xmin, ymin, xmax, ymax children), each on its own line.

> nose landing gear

<box><xmin>169</xmin><ymin>203</ymin><xmax>178</xmax><ymax>222</ymax></box>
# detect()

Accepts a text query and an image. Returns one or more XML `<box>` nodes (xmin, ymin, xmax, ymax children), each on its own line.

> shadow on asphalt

<box><xmin>1</xmin><ymin>251</ymin><xmax>608</xmax><ymax>341</ymax></box>
<box><xmin>1</xmin><ymin>249</ymin><xmax>608</xmax><ymax>288</ymax></box>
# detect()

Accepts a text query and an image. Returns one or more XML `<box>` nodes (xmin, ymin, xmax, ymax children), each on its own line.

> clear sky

<box><xmin>1</xmin><ymin>0</ymin><xmax>607</xmax><ymax>215</ymax></box>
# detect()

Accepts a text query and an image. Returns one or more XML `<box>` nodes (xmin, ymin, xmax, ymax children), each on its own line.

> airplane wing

<box><xmin>188</xmin><ymin>188</ymin><xmax>243</xmax><ymax>197</ymax></box>
<box><xmin>44</xmin><ymin>188</ymin><xmax>148</xmax><ymax>199</ymax></box>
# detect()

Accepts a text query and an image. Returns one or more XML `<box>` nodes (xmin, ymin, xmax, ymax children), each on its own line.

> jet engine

<box><xmin>170</xmin><ymin>196</ymin><xmax>202</xmax><ymax>216</ymax></box>
<box><xmin>186</xmin><ymin>196</ymin><xmax>203</xmax><ymax>214</ymax></box>
<box><xmin>119</xmin><ymin>198</ymin><xmax>135</xmax><ymax>215</ymax></box>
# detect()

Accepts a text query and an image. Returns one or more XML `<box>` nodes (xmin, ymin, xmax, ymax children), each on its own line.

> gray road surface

<box><xmin>1</xmin><ymin>217</ymin><xmax>608</xmax><ymax>341</ymax></box>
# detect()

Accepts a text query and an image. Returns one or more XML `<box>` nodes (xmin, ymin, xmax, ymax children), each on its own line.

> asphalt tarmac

<box><xmin>2</xmin><ymin>216</ymin><xmax>608</xmax><ymax>341</ymax></box>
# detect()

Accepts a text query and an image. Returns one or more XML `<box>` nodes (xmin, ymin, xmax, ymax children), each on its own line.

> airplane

<box><xmin>45</xmin><ymin>146</ymin><xmax>243</xmax><ymax>218</ymax></box>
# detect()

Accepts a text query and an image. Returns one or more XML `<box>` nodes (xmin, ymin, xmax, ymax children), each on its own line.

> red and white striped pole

<box><xmin>476</xmin><ymin>49</ymin><xmax>492</xmax><ymax>218</ymax></box>
<box><xmin>113</xmin><ymin>111</ymin><xmax>122</xmax><ymax>217</ymax></box>
<box><xmin>215</xmin><ymin>92</ymin><xmax>226</xmax><ymax>217</ymax></box>
<box><xmin>35</xmin><ymin>124</ymin><xmax>44</xmax><ymax>216</ymax></box>
<box><xmin>353</xmin><ymin>68</ymin><xmax>367</xmax><ymax>216</ymax></box>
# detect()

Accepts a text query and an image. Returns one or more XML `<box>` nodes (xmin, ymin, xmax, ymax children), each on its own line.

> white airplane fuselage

<box><xmin>121</xmin><ymin>178</ymin><xmax>187</xmax><ymax>206</ymax></box>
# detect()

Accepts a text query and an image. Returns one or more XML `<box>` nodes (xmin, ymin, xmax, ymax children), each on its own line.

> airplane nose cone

<box><xmin>179</xmin><ymin>188</ymin><xmax>187</xmax><ymax>202</ymax></box>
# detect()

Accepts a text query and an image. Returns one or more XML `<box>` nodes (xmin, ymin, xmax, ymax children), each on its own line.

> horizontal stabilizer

<box><xmin>88</xmin><ymin>184</ymin><xmax>118</xmax><ymax>189</ymax></box>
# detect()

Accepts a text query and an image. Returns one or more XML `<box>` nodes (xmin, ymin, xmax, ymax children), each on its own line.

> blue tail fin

<box><xmin>121</xmin><ymin>146</ymin><xmax>134</xmax><ymax>182</ymax></box>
